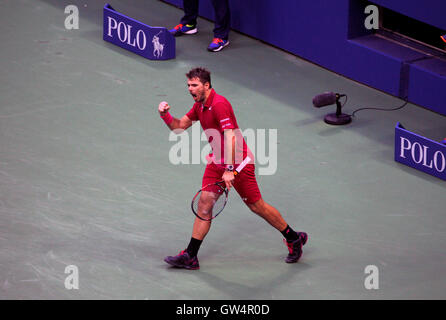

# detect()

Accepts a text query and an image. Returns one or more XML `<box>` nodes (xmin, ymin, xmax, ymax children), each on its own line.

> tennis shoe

<box><xmin>283</xmin><ymin>232</ymin><xmax>308</xmax><ymax>263</ymax></box>
<box><xmin>207</xmin><ymin>38</ymin><xmax>229</xmax><ymax>52</ymax></box>
<box><xmin>164</xmin><ymin>250</ymin><xmax>200</xmax><ymax>270</ymax></box>
<box><xmin>169</xmin><ymin>24</ymin><xmax>197</xmax><ymax>36</ymax></box>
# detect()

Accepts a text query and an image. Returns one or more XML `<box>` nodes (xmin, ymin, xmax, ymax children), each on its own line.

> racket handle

<box><xmin>234</xmin><ymin>156</ymin><xmax>251</xmax><ymax>174</ymax></box>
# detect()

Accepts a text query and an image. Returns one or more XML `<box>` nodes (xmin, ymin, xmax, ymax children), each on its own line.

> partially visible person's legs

<box><xmin>180</xmin><ymin>0</ymin><xmax>200</xmax><ymax>26</ymax></box>
<box><xmin>207</xmin><ymin>0</ymin><xmax>231</xmax><ymax>51</ymax></box>
<box><xmin>169</xmin><ymin>0</ymin><xmax>199</xmax><ymax>36</ymax></box>
<box><xmin>210</xmin><ymin>0</ymin><xmax>231</xmax><ymax>40</ymax></box>
<box><xmin>169</xmin><ymin>0</ymin><xmax>230</xmax><ymax>49</ymax></box>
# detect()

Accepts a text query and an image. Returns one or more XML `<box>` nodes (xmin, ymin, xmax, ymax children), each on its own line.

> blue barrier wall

<box><xmin>370</xmin><ymin>0</ymin><xmax>446</xmax><ymax>30</ymax></box>
<box><xmin>162</xmin><ymin>0</ymin><xmax>446</xmax><ymax>116</ymax></box>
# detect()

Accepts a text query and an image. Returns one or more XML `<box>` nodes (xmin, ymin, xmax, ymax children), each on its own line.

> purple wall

<box><xmin>370</xmin><ymin>0</ymin><xmax>446</xmax><ymax>30</ymax></box>
<box><xmin>163</xmin><ymin>0</ymin><xmax>446</xmax><ymax>116</ymax></box>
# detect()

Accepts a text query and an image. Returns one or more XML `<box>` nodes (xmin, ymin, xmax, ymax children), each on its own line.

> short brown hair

<box><xmin>186</xmin><ymin>67</ymin><xmax>212</xmax><ymax>88</ymax></box>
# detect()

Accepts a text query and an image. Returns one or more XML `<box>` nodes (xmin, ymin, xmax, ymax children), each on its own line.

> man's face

<box><xmin>187</xmin><ymin>77</ymin><xmax>209</xmax><ymax>103</ymax></box>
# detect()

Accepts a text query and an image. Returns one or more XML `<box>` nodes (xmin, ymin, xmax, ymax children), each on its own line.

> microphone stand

<box><xmin>323</xmin><ymin>95</ymin><xmax>352</xmax><ymax>125</ymax></box>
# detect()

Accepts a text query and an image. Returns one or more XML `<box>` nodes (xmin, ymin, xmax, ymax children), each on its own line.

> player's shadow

<box><xmin>195</xmin><ymin>262</ymin><xmax>311</xmax><ymax>299</ymax></box>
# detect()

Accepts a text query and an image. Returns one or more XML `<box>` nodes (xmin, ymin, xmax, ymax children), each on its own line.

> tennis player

<box><xmin>159</xmin><ymin>67</ymin><xmax>307</xmax><ymax>270</ymax></box>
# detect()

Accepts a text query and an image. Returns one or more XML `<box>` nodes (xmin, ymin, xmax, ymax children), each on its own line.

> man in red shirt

<box><xmin>159</xmin><ymin>67</ymin><xmax>307</xmax><ymax>270</ymax></box>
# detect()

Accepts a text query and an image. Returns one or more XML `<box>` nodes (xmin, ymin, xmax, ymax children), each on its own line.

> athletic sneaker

<box><xmin>283</xmin><ymin>232</ymin><xmax>308</xmax><ymax>263</ymax></box>
<box><xmin>207</xmin><ymin>38</ymin><xmax>229</xmax><ymax>52</ymax></box>
<box><xmin>164</xmin><ymin>250</ymin><xmax>200</xmax><ymax>270</ymax></box>
<box><xmin>169</xmin><ymin>24</ymin><xmax>197</xmax><ymax>37</ymax></box>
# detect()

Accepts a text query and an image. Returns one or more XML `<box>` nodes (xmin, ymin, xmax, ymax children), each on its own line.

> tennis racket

<box><xmin>191</xmin><ymin>156</ymin><xmax>251</xmax><ymax>221</ymax></box>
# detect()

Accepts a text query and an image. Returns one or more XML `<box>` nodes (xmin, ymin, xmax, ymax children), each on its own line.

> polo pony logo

<box><xmin>152</xmin><ymin>31</ymin><xmax>164</xmax><ymax>58</ymax></box>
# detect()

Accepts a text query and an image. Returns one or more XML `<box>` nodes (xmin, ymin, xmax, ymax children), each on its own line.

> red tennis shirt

<box><xmin>185</xmin><ymin>89</ymin><xmax>252</xmax><ymax>166</ymax></box>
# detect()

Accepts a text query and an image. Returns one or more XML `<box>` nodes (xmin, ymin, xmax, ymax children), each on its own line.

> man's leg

<box><xmin>185</xmin><ymin>190</ymin><xmax>219</xmax><ymax>259</ymax></box>
<box><xmin>191</xmin><ymin>190</ymin><xmax>218</xmax><ymax>240</ymax></box>
<box><xmin>209</xmin><ymin>0</ymin><xmax>231</xmax><ymax>40</ymax></box>
<box><xmin>164</xmin><ymin>164</ymin><xmax>222</xmax><ymax>269</ymax></box>
<box><xmin>246</xmin><ymin>198</ymin><xmax>287</xmax><ymax>231</ymax></box>
<box><xmin>246</xmin><ymin>198</ymin><xmax>308</xmax><ymax>263</ymax></box>
<box><xmin>170</xmin><ymin>0</ymin><xmax>199</xmax><ymax>36</ymax></box>
<box><xmin>180</xmin><ymin>0</ymin><xmax>200</xmax><ymax>26</ymax></box>
<box><xmin>163</xmin><ymin>192</ymin><xmax>218</xmax><ymax>270</ymax></box>
<box><xmin>206</xmin><ymin>0</ymin><xmax>231</xmax><ymax>51</ymax></box>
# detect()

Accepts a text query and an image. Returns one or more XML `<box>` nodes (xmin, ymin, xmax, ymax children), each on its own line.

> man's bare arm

<box><xmin>158</xmin><ymin>101</ymin><xmax>193</xmax><ymax>132</ymax></box>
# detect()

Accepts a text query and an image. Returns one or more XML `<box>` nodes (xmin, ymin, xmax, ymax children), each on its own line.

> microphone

<box><xmin>312</xmin><ymin>91</ymin><xmax>351</xmax><ymax>125</ymax></box>
<box><xmin>312</xmin><ymin>92</ymin><xmax>345</xmax><ymax>108</ymax></box>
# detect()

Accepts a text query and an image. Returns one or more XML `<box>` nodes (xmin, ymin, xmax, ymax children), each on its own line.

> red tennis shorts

<box><xmin>202</xmin><ymin>162</ymin><xmax>262</xmax><ymax>204</ymax></box>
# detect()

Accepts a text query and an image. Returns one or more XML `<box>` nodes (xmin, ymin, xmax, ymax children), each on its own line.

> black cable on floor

<box><xmin>344</xmin><ymin>96</ymin><xmax>409</xmax><ymax>117</ymax></box>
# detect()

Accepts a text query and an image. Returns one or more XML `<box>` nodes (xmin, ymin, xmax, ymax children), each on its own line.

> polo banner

<box><xmin>395</xmin><ymin>122</ymin><xmax>446</xmax><ymax>181</ymax></box>
<box><xmin>103</xmin><ymin>4</ymin><xmax>175</xmax><ymax>60</ymax></box>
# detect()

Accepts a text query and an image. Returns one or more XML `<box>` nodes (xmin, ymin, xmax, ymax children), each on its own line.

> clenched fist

<box><xmin>158</xmin><ymin>101</ymin><xmax>170</xmax><ymax>115</ymax></box>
